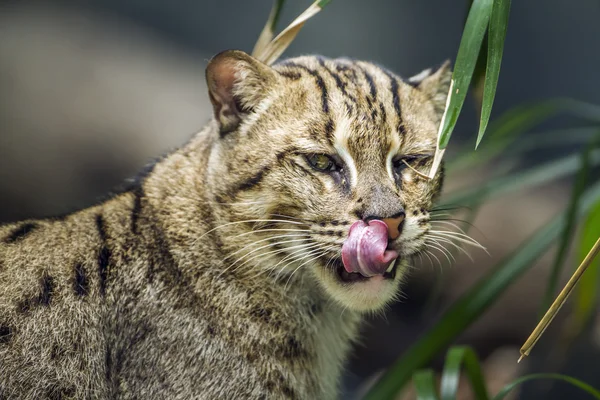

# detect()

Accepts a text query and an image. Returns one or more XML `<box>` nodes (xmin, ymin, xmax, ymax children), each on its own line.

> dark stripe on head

<box><xmin>380</xmin><ymin>67</ymin><xmax>405</xmax><ymax>135</ymax></box>
<box><xmin>388</xmin><ymin>73</ymin><xmax>401</xmax><ymax>117</ymax></box>
<box><xmin>325</xmin><ymin>118</ymin><xmax>335</xmax><ymax>140</ymax></box>
<box><xmin>335</xmin><ymin>64</ymin><xmax>351</xmax><ymax>72</ymax></box>
<box><xmin>131</xmin><ymin>185</ymin><xmax>144</xmax><ymax>235</ymax></box>
<box><xmin>336</xmin><ymin>60</ymin><xmax>359</xmax><ymax>85</ymax></box>
<box><xmin>232</xmin><ymin>164</ymin><xmax>270</xmax><ymax>195</ymax></box>
<box><xmin>398</xmin><ymin>122</ymin><xmax>407</xmax><ymax>135</ymax></box>
<box><xmin>317</xmin><ymin>57</ymin><xmax>357</xmax><ymax>113</ymax></box>
<box><xmin>74</xmin><ymin>263</ymin><xmax>88</xmax><ymax>297</ymax></box>
<box><xmin>279</xmin><ymin>62</ymin><xmax>329</xmax><ymax>114</ymax></box>
<box><xmin>228</xmin><ymin>149</ymin><xmax>293</xmax><ymax>195</ymax></box>
<box><xmin>370</xmin><ymin>108</ymin><xmax>378</xmax><ymax>121</ymax></box>
<box><xmin>0</xmin><ymin>326</ymin><xmax>12</xmax><ymax>344</ymax></box>
<box><xmin>4</xmin><ymin>223</ymin><xmax>38</xmax><ymax>243</ymax></box>
<box><xmin>324</xmin><ymin>119</ymin><xmax>335</xmax><ymax>139</ymax></box>
<box><xmin>39</xmin><ymin>273</ymin><xmax>54</xmax><ymax>306</ymax></box>
<box><xmin>379</xmin><ymin>102</ymin><xmax>387</xmax><ymax>124</ymax></box>
<box><xmin>96</xmin><ymin>214</ymin><xmax>110</xmax><ymax>297</ymax></box>
<box><xmin>278</xmin><ymin>70</ymin><xmax>302</xmax><ymax>80</ymax></box>
<box><xmin>360</xmin><ymin>67</ymin><xmax>377</xmax><ymax>99</ymax></box>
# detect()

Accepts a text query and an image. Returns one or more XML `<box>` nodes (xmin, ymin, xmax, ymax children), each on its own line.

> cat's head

<box><xmin>205</xmin><ymin>50</ymin><xmax>450</xmax><ymax>312</ymax></box>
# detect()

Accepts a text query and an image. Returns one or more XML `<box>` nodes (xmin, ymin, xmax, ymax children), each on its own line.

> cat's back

<box><xmin>0</xmin><ymin>194</ymin><xmax>136</xmax><ymax>399</ymax></box>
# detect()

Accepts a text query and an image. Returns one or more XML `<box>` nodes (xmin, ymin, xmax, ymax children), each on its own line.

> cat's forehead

<box><xmin>274</xmin><ymin>56</ymin><xmax>433</xmax><ymax>163</ymax></box>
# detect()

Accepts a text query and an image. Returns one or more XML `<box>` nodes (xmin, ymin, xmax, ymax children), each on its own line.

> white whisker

<box><xmin>274</xmin><ymin>246</ymin><xmax>327</xmax><ymax>282</ymax></box>
<box><xmin>220</xmin><ymin>239</ymin><xmax>316</xmax><ymax>277</ymax></box>
<box><xmin>223</xmin><ymin>234</ymin><xmax>312</xmax><ymax>261</ymax></box>
<box><xmin>269</xmin><ymin>214</ymin><xmax>312</xmax><ymax>223</ymax></box>
<box><xmin>426</xmin><ymin>235</ymin><xmax>474</xmax><ymax>262</ymax></box>
<box><xmin>424</xmin><ymin>249</ymin><xmax>442</xmax><ymax>271</ymax></box>
<box><xmin>196</xmin><ymin>218</ymin><xmax>306</xmax><ymax>242</ymax></box>
<box><xmin>430</xmin><ymin>220</ymin><xmax>467</xmax><ymax>234</ymax></box>
<box><xmin>230</xmin><ymin>228</ymin><xmax>312</xmax><ymax>240</ymax></box>
<box><xmin>284</xmin><ymin>248</ymin><xmax>333</xmax><ymax>290</ymax></box>
<box><xmin>429</xmin><ymin>230</ymin><xmax>487</xmax><ymax>252</ymax></box>
<box><xmin>421</xmin><ymin>249</ymin><xmax>435</xmax><ymax>268</ymax></box>
<box><xmin>425</xmin><ymin>240</ymin><xmax>454</xmax><ymax>265</ymax></box>
<box><xmin>243</xmin><ymin>243</ymin><xmax>324</xmax><ymax>281</ymax></box>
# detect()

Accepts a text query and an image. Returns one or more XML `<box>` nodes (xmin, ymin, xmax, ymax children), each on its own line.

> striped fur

<box><xmin>0</xmin><ymin>50</ymin><xmax>450</xmax><ymax>399</ymax></box>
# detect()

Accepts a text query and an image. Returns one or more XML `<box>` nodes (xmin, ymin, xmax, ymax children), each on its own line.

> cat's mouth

<box><xmin>331</xmin><ymin>257</ymin><xmax>398</xmax><ymax>283</ymax></box>
<box><xmin>336</xmin><ymin>219</ymin><xmax>399</xmax><ymax>281</ymax></box>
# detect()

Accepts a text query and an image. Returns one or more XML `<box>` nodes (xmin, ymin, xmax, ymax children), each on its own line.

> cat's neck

<box><xmin>140</xmin><ymin>131</ymin><xmax>364</xmax><ymax>396</ymax></box>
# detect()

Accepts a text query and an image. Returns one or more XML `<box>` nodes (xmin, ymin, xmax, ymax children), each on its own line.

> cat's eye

<box><xmin>306</xmin><ymin>154</ymin><xmax>338</xmax><ymax>172</ymax></box>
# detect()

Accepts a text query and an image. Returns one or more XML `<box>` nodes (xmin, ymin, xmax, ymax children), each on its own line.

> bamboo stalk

<box><xmin>519</xmin><ymin>235</ymin><xmax>600</xmax><ymax>362</ymax></box>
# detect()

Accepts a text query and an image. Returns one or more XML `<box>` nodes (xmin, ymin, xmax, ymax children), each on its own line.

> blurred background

<box><xmin>1</xmin><ymin>1</ymin><xmax>599</xmax><ymax>398</ymax></box>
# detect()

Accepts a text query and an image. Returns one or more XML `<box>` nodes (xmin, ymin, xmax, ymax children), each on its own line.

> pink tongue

<box><xmin>341</xmin><ymin>220</ymin><xmax>399</xmax><ymax>277</ymax></box>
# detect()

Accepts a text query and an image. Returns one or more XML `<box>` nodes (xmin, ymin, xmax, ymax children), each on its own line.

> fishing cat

<box><xmin>0</xmin><ymin>50</ymin><xmax>450</xmax><ymax>399</ymax></box>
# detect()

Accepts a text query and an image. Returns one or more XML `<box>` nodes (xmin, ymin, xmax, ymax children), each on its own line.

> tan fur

<box><xmin>0</xmin><ymin>50</ymin><xmax>450</xmax><ymax>399</ymax></box>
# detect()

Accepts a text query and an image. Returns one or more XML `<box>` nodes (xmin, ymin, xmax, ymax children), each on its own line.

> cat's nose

<box><xmin>382</xmin><ymin>213</ymin><xmax>405</xmax><ymax>240</ymax></box>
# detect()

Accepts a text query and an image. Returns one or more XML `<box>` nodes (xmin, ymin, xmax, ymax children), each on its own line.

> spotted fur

<box><xmin>0</xmin><ymin>50</ymin><xmax>450</xmax><ymax>399</ymax></box>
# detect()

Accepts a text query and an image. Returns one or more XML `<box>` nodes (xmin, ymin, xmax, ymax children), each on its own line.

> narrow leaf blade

<box><xmin>438</xmin><ymin>0</ymin><xmax>494</xmax><ymax>150</ymax></box>
<box><xmin>572</xmin><ymin>198</ymin><xmax>600</xmax><ymax>332</ymax></box>
<box><xmin>476</xmin><ymin>0</ymin><xmax>511</xmax><ymax>148</ymax></box>
<box><xmin>440</xmin><ymin>346</ymin><xmax>489</xmax><ymax>400</ymax></box>
<box><xmin>413</xmin><ymin>370</ymin><xmax>441</xmax><ymax>400</ymax></box>
<box><xmin>493</xmin><ymin>373</ymin><xmax>600</xmax><ymax>400</ymax></box>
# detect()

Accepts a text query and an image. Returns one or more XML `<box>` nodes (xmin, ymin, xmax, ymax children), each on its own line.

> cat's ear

<box><xmin>206</xmin><ymin>50</ymin><xmax>279</xmax><ymax>134</ymax></box>
<box><xmin>408</xmin><ymin>60</ymin><xmax>452</xmax><ymax>111</ymax></box>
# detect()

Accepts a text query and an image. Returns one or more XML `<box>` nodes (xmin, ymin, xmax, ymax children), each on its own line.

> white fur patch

<box><xmin>386</xmin><ymin>137</ymin><xmax>401</xmax><ymax>182</ymax></box>
<box><xmin>333</xmin><ymin>117</ymin><xmax>358</xmax><ymax>187</ymax></box>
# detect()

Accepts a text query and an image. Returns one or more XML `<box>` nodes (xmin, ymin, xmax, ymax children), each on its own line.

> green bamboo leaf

<box><xmin>362</xmin><ymin>181</ymin><xmax>600</xmax><ymax>400</ymax></box>
<box><xmin>438</xmin><ymin>0</ymin><xmax>493</xmax><ymax>150</ymax></box>
<box><xmin>541</xmin><ymin>140</ymin><xmax>594</xmax><ymax>314</ymax></box>
<box><xmin>572</xmin><ymin>198</ymin><xmax>600</xmax><ymax>332</ymax></box>
<box><xmin>466</xmin><ymin>0</ymin><xmax>487</xmax><ymax>111</ymax></box>
<box><xmin>413</xmin><ymin>370</ymin><xmax>441</xmax><ymax>400</ymax></box>
<box><xmin>443</xmin><ymin>149</ymin><xmax>600</xmax><ymax>207</ymax></box>
<box><xmin>492</xmin><ymin>373</ymin><xmax>600</xmax><ymax>400</ymax></box>
<box><xmin>476</xmin><ymin>0</ymin><xmax>511</xmax><ymax>149</ymax></box>
<box><xmin>440</xmin><ymin>346</ymin><xmax>489</xmax><ymax>400</ymax></box>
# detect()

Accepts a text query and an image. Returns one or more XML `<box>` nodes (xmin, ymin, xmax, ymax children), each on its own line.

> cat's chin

<box><xmin>312</xmin><ymin>258</ymin><xmax>408</xmax><ymax>312</ymax></box>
